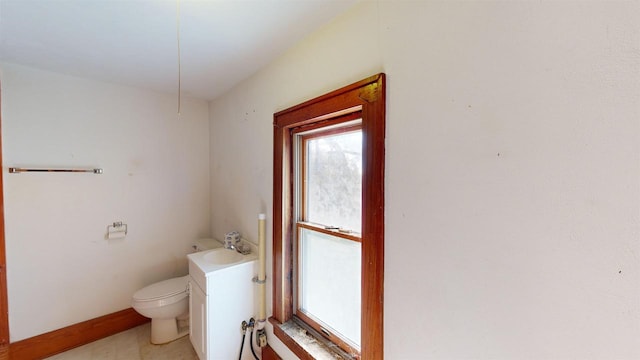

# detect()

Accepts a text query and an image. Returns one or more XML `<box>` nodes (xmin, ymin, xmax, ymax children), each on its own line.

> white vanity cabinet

<box><xmin>188</xmin><ymin>249</ymin><xmax>257</xmax><ymax>360</ymax></box>
<box><xmin>189</xmin><ymin>277</ymin><xmax>208</xmax><ymax>359</ymax></box>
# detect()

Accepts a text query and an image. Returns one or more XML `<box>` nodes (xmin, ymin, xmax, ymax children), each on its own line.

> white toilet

<box><xmin>131</xmin><ymin>239</ymin><xmax>221</xmax><ymax>344</ymax></box>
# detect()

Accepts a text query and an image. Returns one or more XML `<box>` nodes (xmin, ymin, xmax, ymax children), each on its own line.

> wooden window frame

<box><xmin>271</xmin><ymin>74</ymin><xmax>385</xmax><ymax>360</ymax></box>
<box><xmin>0</xmin><ymin>85</ymin><xmax>9</xmax><ymax>360</ymax></box>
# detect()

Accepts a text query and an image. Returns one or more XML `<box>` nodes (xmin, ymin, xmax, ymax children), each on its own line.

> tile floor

<box><xmin>44</xmin><ymin>323</ymin><xmax>198</xmax><ymax>360</ymax></box>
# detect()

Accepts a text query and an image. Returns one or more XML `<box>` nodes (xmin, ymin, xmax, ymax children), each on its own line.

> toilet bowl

<box><xmin>132</xmin><ymin>275</ymin><xmax>190</xmax><ymax>344</ymax></box>
<box><xmin>131</xmin><ymin>238</ymin><xmax>222</xmax><ymax>344</ymax></box>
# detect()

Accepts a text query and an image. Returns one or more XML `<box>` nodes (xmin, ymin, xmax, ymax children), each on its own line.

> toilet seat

<box><xmin>132</xmin><ymin>275</ymin><xmax>189</xmax><ymax>309</ymax></box>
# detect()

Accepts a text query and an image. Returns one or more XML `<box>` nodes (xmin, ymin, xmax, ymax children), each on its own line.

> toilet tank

<box><xmin>193</xmin><ymin>238</ymin><xmax>222</xmax><ymax>252</ymax></box>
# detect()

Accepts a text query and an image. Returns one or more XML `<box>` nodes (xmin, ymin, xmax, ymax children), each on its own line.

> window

<box><xmin>295</xmin><ymin>122</ymin><xmax>363</xmax><ymax>354</ymax></box>
<box><xmin>271</xmin><ymin>74</ymin><xmax>385</xmax><ymax>360</ymax></box>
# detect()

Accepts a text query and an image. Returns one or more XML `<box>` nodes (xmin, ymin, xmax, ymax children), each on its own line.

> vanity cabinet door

<box><xmin>189</xmin><ymin>278</ymin><xmax>207</xmax><ymax>360</ymax></box>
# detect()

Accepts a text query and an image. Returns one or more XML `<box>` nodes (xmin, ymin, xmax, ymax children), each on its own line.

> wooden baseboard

<box><xmin>9</xmin><ymin>308</ymin><xmax>148</xmax><ymax>360</ymax></box>
<box><xmin>262</xmin><ymin>344</ymin><xmax>282</xmax><ymax>360</ymax></box>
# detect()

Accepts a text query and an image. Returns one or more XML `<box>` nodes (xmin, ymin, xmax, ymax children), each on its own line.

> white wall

<box><xmin>209</xmin><ymin>1</ymin><xmax>640</xmax><ymax>359</ymax></box>
<box><xmin>0</xmin><ymin>63</ymin><xmax>211</xmax><ymax>342</ymax></box>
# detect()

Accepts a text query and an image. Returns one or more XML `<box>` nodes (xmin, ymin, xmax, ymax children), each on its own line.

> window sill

<box><xmin>269</xmin><ymin>317</ymin><xmax>357</xmax><ymax>360</ymax></box>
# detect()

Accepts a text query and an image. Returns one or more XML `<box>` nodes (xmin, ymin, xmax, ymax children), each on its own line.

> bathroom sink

<box><xmin>188</xmin><ymin>246</ymin><xmax>257</xmax><ymax>291</ymax></box>
<box><xmin>202</xmin><ymin>249</ymin><xmax>244</xmax><ymax>265</ymax></box>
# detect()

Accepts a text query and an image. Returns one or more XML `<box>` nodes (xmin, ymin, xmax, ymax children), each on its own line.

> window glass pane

<box><xmin>299</xmin><ymin>227</ymin><xmax>361</xmax><ymax>347</ymax></box>
<box><xmin>306</xmin><ymin>130</ymin><xmax>362</xmax><ymax>231</ymax></box>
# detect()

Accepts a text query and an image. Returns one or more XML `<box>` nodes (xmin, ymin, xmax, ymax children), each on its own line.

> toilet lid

<box><xmin>133</xmin><ymin>276</ymin><xmax>189</xmax><ymax>302</ymax></box>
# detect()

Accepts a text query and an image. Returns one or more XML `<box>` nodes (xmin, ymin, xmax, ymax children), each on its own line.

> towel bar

<box><xmin>9</xmin><ymin>167</ymin><xmax>103</xmax><ymax>174</ymax></box>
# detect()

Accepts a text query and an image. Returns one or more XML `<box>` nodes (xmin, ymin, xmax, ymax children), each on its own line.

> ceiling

<box><xmin>0</xmin><ymin>0</ymin><xmax>356</xmax><ymax>101</ymax></box>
